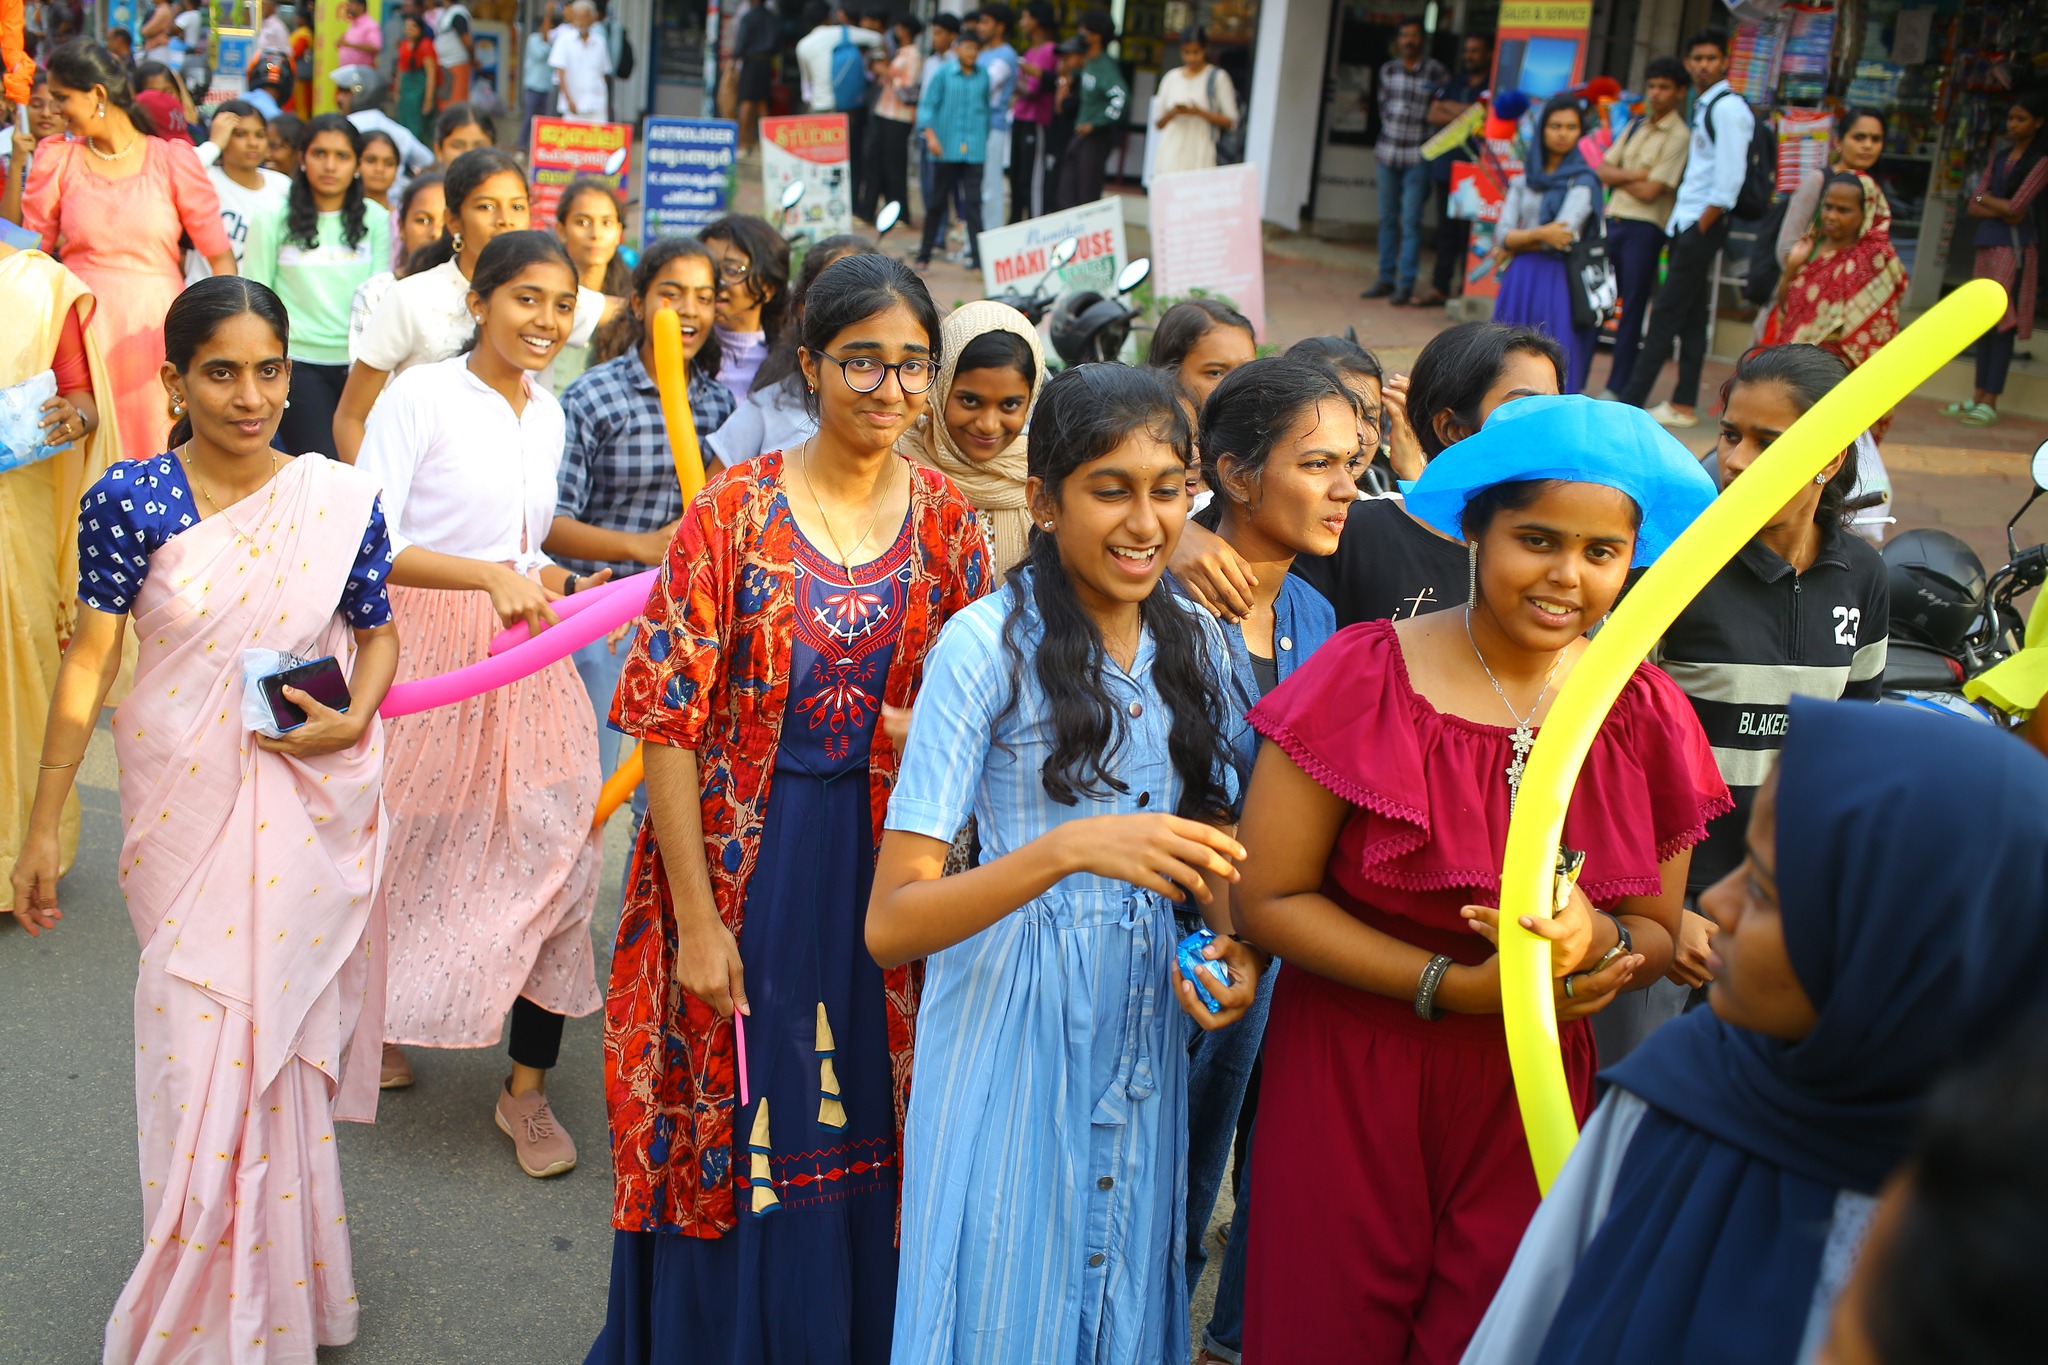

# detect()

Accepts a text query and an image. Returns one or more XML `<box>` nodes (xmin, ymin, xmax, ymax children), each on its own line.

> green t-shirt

<box><xmin>245</xmin><ymin>199</ymin><xmax>392</xmax><ymax>366</ymax></box>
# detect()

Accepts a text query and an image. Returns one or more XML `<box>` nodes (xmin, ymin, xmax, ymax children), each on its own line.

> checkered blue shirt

<box><xmin>1375</xmin><ymin>55</ymin><xmax>1450</xmax><ymax>167</ymax></box>
<box><xmin>556</xmin><ymin>348</ymin><xmax>737</xmax><ymax>579</ymax></box>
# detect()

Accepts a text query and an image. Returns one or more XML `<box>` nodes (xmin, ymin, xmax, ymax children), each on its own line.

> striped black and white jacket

<box><xmin>1654</xmin><ymin>525</ymin><xmax>1889</xmax><ymax>893</ymax></box>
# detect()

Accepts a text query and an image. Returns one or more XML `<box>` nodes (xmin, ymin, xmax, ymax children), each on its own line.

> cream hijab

<box><xmin>896</xmin><ymin>299</ymin><xmax>1047</xmax><ymax>574</ymax></box>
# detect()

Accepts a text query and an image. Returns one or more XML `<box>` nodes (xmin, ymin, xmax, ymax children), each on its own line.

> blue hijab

<box><xmin>1522</xmin><ymin>96</ymin><xmax>1601</xmax><ymax>225</ymax></box>
<box><xmin>1532</xmin><ymin>699</ymin><xmax>2048</xmax><ymax>1365</ymax></box>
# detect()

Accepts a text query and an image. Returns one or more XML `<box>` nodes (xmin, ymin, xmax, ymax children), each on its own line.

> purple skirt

<box><xmin>1494</xmin><ymin>251</ymin><xmax>1595</xmax><ymax>394</ymax></box>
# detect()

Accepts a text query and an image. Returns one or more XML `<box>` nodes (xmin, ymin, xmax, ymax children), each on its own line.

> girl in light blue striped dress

<box><xmin>868</xmin><ymin>363</ymin><xmax>1267</xmax><ymax>1364</ymax></box>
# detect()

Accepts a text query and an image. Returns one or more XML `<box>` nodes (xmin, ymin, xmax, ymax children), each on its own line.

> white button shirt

<box><xmin>1670</xmin><ymin>80</ymin><xmax>1755</xmax><ymax>235</ymax></box>
<box><xmin>355</xmin><ymin>355</ymin><xmax>566</xmax><ymax>574</ymax></box>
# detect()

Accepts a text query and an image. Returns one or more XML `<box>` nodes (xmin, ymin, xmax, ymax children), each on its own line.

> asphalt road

<box><xmin>0</xmin><ymin>721</ymin><xmax>1233</xmax><ymax>1363</ymax></box>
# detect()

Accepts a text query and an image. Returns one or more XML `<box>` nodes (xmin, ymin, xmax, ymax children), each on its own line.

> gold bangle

<box><xmin>37</xmin><ymin>759</ymin><xmax>78</xmax><ymax>770</ymax></box>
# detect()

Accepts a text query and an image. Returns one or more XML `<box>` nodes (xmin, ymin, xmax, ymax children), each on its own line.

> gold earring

<box><xmin>451</xmin><ymin>231</ymin><xmax>464</xmax><ymax>252</ymax></box>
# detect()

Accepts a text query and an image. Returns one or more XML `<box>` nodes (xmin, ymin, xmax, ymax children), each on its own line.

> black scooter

<box><xmin>1881</xmin><ymin>440</ymin><xmax>2048</xmax><ymax>722</ymax></box>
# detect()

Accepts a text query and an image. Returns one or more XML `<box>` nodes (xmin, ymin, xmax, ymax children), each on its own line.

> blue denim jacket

<box><xmin>1174</xmin><ymin>568</ymin><xmax>1336</xmax><ymax>786</ymax></box>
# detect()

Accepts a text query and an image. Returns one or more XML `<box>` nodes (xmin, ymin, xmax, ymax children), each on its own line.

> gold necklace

<box><xmin>183</xmin><ymin>448</ymin><xmax>281</xmax><ymax>559</ymax></box>
<box><xmin>799</xmin><ymin>445</ymin><xmax>896</xmax><ymax>583</ymax></box>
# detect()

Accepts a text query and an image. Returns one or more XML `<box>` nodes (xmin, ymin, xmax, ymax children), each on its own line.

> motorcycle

<box><xmin>1881</xmin><ymin>439</ymin><xmax>2048</xmax><ymax>722</ymax></box>
<box><xmin>989</xmin><ymin>236</ymin><xmax>1081</xmax><ymax>326</ymax></box>
<box><xmin>773</xmin><ymin>180</ymin><xmax>902</xmax><ymax>244</ymax></box>
<box><xmin>1047</xmin><ymin>256</ymin><xmax>1153</xmax><ymax>368</ymax></box>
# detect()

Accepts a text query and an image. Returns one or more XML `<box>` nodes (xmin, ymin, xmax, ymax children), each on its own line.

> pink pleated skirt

<box><xmin>379</xmin><ymin>582</ymin><xmax>604</xmax><ymax>1048</ymax></box>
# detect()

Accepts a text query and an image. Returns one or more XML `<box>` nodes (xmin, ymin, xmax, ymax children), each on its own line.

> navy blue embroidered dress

<box><xmin>588</xmin><ymin>521</ymin><xmax>914</xmax><ymax>1365</ymax></box>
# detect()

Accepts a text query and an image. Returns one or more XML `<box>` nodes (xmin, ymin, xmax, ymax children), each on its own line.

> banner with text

<box><xmin>1148</xmin><ymin>164</ymin><xmax>1266</xmax><ymax>338</ymax></box>
<box><xmin>976</xmin><ymin>197</ymin><xmax>1130</xmax><ymax>304</ymax></box>
<box><xmin>530</xmin><ymin>118</ymin><xmax>634</xmax><ymax>228</ymax></box>
<box><xmin>760</xmin><ymin>114</ymin><xmax>851</xmax><ymax>245</ymax></box>
<box><xmin>644</xmin><ymin>117</ymin><xmax>740</xmax><ymax>244</ymax></box>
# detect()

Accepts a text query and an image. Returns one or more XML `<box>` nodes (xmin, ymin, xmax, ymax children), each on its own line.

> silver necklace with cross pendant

<box><xmin>1465</xmin><ymin>609</ymin><xmax>1565</xmax><ymax>808</ymax></box>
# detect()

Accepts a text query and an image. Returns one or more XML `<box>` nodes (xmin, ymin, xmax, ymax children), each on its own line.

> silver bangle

<box><xmin>1414</xmin><ymin>953</ymin><xmax>1456</xmax><ymax>1021</ymax></box>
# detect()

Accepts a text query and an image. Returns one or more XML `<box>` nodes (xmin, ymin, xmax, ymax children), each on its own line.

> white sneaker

<box><xmin>1647</xmin><ymin>401</ymin><xmax>1699</xmax><ymax>429</ymax></box>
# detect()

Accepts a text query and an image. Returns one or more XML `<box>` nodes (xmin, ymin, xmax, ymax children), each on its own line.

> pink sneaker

<box><xmin>380</xmin><ymin>1042</ymin><xmax>414</xmax><ymax>1090</ymax></box>
<box><xmin>495</xmin><ymin>1082</ymin><xmax>578</xmax><ymax>1178</ymax></box>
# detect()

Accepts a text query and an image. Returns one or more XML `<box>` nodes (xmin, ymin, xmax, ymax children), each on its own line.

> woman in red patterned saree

<box><xmin>1762</xmin><ymin>170</ymin><xmax>1905</xmax><ymax>365</ymax></box>
<box><xmin>588</xmin><ymin>253</ymin><xmax>989</xmax><ymax>1364</ymax></box>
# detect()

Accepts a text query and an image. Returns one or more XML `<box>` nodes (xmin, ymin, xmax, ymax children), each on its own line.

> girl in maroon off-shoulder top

<box><xmin>1231</xmin><ymin>396</ymin><xmax>1731</xmax><ymax>1365</ymax></box>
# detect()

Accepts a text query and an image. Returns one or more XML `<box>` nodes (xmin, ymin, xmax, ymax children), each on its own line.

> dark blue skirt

<box><xmin>587</xmin><ymin>762</ymin><xmax>900</xmax><ymax>1365</ymax></box>
<box><xmin>1494</xmin><ymin>250</ymin><xmax>1596</xmax><ymax>394</ymax></box>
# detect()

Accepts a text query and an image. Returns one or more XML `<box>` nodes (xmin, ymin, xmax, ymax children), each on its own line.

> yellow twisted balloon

<box><xmin>591</xmin><ymin>305</ymin><xmax>704</xmax><ymax>829</ymax></box>
<box><xmin>1499</xmin><ymin>279</ymin><xmax>2009</xmax><ymax>1193</ymax></box>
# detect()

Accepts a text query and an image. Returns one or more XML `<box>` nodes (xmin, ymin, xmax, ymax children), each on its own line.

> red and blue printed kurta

<box><xmin>604</xmin><ymin>450</ymin><xmax>991</xmax><ymax>1236</ymax></box>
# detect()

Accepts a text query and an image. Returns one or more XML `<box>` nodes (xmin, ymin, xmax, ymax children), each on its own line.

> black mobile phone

<box><xmin>260</xmin><ymin>656</ymin><xmax>352</xmax><ymax>733</ymax></box>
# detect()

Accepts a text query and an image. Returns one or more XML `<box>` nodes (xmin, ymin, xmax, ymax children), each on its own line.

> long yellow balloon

<box><xmin>1499</xmin><ymin>279</ymin><xmax>2009</xmax><ymax>1193</ymax></box>
<box><xmin>652</xmin><ymin>306</ymin><xmax>705</xmax><ymax>503</ymax></box>
<box><xmin>601</xmin><ymin>307</ymin><xmax>705</xmax><ymax>826</ymax></box>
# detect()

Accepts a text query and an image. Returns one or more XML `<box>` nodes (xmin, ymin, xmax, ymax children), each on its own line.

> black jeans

<box><xmin>1604</xmin><ymin>217</ymin><xmax>1667</xmax><ymax>397</ymax></box>
<box><xmin>275</xmin><ymin>359</ymin><xmax>350</xmax><ymax>459</ymax></box>
<box><xmin>1009</xmin><ymin>120</ymin><xmax>1049</xmax><ymax>223</ymax></box>
<box><xmin>919</xmin><ymin>160</ymin><xmax>984</xmax><ymax>265</ymax></box>
<box><xmin>1054</xmin><ymin>126</ymin><xmax>1114</xmax><ymax>211</ymax></box>
<box><xmin>868</xmin><ymin>115</ymin><xmax>913</xmax><ymax>222</ymax></box>
<box><xmin>507</xmin><ymin>995</ymin><xmax>565</xmax><ymax>1070</ymax></box>
<box><xmin>1429</xmin><ymin>179</ymin><xmax>1468</xmax><ymax>296</ymax></box>
<box><xmin>1977</xmin><ymin>325</ymin><xmax>2018</xmax><ymax>395</ymax></box>
<box><xmin>1617</xmin><ymin>216</ymin><xmax>1730</xmax><ymax>410</ymax></box>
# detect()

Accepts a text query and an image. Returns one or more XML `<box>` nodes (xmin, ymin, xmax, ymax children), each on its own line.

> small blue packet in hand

<box><xmin>1176</xmin><ymin>926</ymin><xmax>1232</xmax><ymax>1014</ymax></box>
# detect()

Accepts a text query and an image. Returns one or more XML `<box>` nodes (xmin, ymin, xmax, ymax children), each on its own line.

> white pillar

<box><xmin>1243</xmin><ymin>0</ymin><xmax>1333</xmax><ymax>230</ymax></box>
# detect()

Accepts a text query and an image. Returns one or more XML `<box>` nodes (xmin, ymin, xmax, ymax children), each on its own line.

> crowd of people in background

<box><xmin>1371</xmin><ymin>22</ymin><xmax>2047</xmax><ymax>443</ymax></box>
<box><xmin>3</xmin><ymin>12</ymin><xmax>2048</xmax><ymax>1365</ymax></box>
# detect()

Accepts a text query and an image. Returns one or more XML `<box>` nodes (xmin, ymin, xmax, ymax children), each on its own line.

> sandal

<box><xmin>1939</xmin><ymin>399</ymin><xmax>1971</xmax><ymax>417</ymax></box>
<box><xmin>1961</xmin><ymin>402</ymin><xmax>2001</xmax><ymax>427</ymax></box>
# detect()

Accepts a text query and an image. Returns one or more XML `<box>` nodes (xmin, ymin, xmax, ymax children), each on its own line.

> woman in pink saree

<box><xmin>10</xmin><ymin>278</ymin><xmax>400</xmax><ymax>1364</ymax></box>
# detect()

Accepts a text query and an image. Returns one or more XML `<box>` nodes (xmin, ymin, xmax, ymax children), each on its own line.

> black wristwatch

<box><xmin>563</xmin><ymin>573</ymin><xmax>581</xmax><ymax>596</ymax></box>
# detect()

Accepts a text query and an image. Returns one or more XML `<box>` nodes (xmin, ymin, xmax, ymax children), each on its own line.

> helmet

<box><xmin>330</xmin><ymin>63</ymin><xmax>389</xmax><ymax>110</ymax></box>
<box><xmin>250</xmin><ymin>52</ymin><xmax>294</xmax><ymax>101</ymax></box>
<box><xmin>1883</xmin><ymin>529</ymin><xmax>1987</xmax><ymax>651</ymax></box>
<box><xmin>1049</xmin><ymin>289</ymin><xmax>1134</xmax><ymax>367</ymax></box>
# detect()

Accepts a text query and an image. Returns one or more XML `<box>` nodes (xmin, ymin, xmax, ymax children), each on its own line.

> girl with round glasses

<box><xmin>699</xmin><ymin>213</ymin><xmax>790</xmax><ymax>403</ymax></box>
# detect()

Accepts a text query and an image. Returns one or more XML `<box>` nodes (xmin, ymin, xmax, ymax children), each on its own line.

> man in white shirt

<box><xmin>793</xmin><ymin>2</ymin><xmax>881</xmax><ymax>114</ymax></box>
<box><xmin>550</xmin><ymin>0</ymin><xmax>614</xmax><ymax>122</ymax></box>
<box><xmin>1614</xmin><ymin>26</ymin><xmax>1755</xmax><ymax>428</ymax></box>
<box><xmin>257</xmin><ymin>0</ymin><xmax>291</xmax><ymax>55</ymax></box>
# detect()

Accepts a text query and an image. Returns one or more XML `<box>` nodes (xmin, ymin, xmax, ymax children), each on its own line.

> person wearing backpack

<box><xmin>1613</xmin><ymin>27</ymin><xmax>1757</xmax><ymax>429</ymax></box>
<box><xmin>796</xmin><ymin>3</ymin><xmax>881</xmax><ymax>114</ymax></box>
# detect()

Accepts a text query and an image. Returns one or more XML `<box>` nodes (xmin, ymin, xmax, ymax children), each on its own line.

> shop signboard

<box><xmin>976</xmin><ymin>197</ymin><xmax>1129</xmax><ymax>303</ymax></box>
<box><xmin>1148</xmin><ymin>163</ymin><xmax>1266</xmax><ymax>337</ymax></box>
<box><xmin>644</xmin><ymin>117</ymin><xmax>740</xmax><ymax>244</ymax></box>
<box><xmin>529</xmin><ymin>118</ymin><xmax>633</xmax><ymax>228</ymax></box>
<box><xmin>760</xmin><ymin>114</ymin><xmax>851</xmax><ymax>245</ymax></box>
<box><xmin>206</xmin><ymin>29</ymin><xmax>255</xmax><ymax>103</ymax></box>
<box><xmin>1493</xmin><ymin>0</ymin><xmax>1590</xmax><ymax>99</ymax></box>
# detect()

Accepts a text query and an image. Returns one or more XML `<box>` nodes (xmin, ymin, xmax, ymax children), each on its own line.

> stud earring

<box><xmin>1813</xmin><ymin>472</ymin><xmax>1828</xmax><ymax>485</ymax></box>
<box><xmin>1466</xmin><ymin>541</ymin><xmax>1479</xmax><ymax>608</ymax></box>
<box><xmin>96</xmin><ymin>100</ymin><xmax>105</xmax><ymax>118</ymax></box>
<box><xmin>168</xmin><ymin>396</ymin><xmax>186</xmax><ymax>419</ymax></box>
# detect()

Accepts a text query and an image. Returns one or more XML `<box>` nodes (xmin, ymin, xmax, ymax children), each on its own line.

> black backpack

<box><xmin>1704</xmin><ymin>90</ymin><xmax>1777</xmax><ymax>220</ymax></box>
<box><xmin>616</xmin><ymin>30</ymin><xmax>636</xmax><ymax>80</ymax></box>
